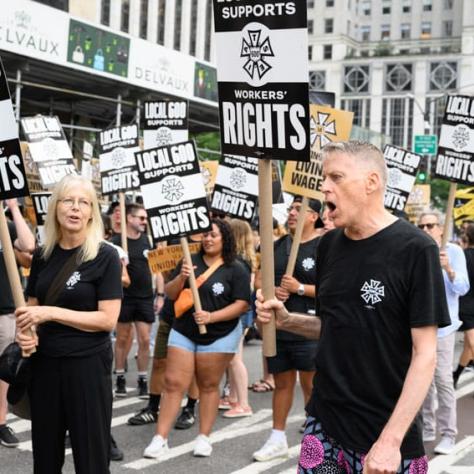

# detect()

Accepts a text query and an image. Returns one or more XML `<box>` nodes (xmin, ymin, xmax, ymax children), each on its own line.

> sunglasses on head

<box><xmin>418</xmin><ymin>223</ymin><xmax>438</xmax><ymax>230</ymax></box>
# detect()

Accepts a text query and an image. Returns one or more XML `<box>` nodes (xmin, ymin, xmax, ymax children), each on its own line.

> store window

<box><xmin>382</xmin><ymin>98</ymin><xmax>414</xmax><ymax>148</ymax></box>
<box><xmin>341</xmin><ymin>99</ymin><xmax>371</xmax><ymax>128</ymax></box>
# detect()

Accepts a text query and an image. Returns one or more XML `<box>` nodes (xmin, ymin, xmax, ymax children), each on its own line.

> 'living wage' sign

<box><xmin>0</xmin><ymin>56</ymin><xmax>29</xmax><ymax>200</ymax></box>
<box><xmin>434</xmin><ymin>95</ymin><xmax>474</xmax><ymax>184</ymax></box>
<box><xmin>213</xmin><ymin>0</ymin><xmax>310</xmax><ymax>161</ymax></box>
<box><xmin>135</xmin><ymin>141</ymin><xmax>212</xmax><ymax>243</ymax></box>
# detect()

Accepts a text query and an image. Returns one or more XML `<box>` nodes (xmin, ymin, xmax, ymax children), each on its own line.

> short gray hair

<box><xmin>419</xmin><ymin>209</ymin><xmax>445</xmax><ymax>225</ymax></box>
<box><xmin>321</xmin><ymin>141</ymin><xmax>387</xmax><ymax>188</ymax></box>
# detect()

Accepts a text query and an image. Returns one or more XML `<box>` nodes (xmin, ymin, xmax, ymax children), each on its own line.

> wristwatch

<box><xmin>297</xmin><ymin>284</ymin><xmax>305</xmax><ymax>296</ymax></box>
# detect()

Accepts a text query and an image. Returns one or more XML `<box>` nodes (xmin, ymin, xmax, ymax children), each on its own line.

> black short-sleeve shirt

<box><xmin>111</xmin><ymin>233</ymin><xmax>153</xmax><ymax>299</ymax></box>
<box><xmin>172</xmin><ymin>253</ymin><xmax>251</xmax><ymax>345</ymax></box>
<box><xmin>306</xmin><ymin>219</ymin><xmax>450</xmax><ymax>458</ymax></box>
<box><xmin>459</xmin><ymin>248</ymin><xmax>474</xmax><ymax>317</ymax></box>
<box><xmin>274</xmin><ymin>234</ymin><xmax>318</xmax><ymax>341</ymax></box>
<box><xmin>0</xmin><ymin>221</ymin><xmax>18</xmax><ymax>315</ymax></box>
<box><xmin>26</xmin><ymin>243</ymin><xmax>123</xmax><ymax>357</ymax></box>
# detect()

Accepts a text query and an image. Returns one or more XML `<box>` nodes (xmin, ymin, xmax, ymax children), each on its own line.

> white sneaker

<box><xmin>434</xmin><ymin>437</ymin><xmax>456</xmax><ymax>455</ymax></box>
<box><xmin>193</xmin><ymin>434</ymin><xmax>212</xmax><ymax>457</ymax></box>
<box><xmin>143</xmin><ymin>435</ymin><xmax>169</xmax><ymax>459</ymax></box>
<box><xmin>253</xmin><ymin>437</ymin><xmax>288</xmax><ymax>462</ymax></box>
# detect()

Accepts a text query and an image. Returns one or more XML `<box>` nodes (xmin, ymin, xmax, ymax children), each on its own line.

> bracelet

<box><xmin>156</xmin><ymin>292</ymin><xmax>165</xmax><ymax>297</ymax></box>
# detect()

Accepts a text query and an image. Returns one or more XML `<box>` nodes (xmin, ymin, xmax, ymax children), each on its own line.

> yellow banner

<box><xmin>200</xmin><ymin>160</ymin><xmax>219</xmax><ymax>197</ymax></box>
<box><xmin>283</xmin><ymin>105</ymin><xmax>353</xmax><ymax>200</ymax></box>
<box><xmin>147</xmin><ymin>243</ymin><xmax>201</xmax><ymax>274</ymax></box>
<box><xmin>454</xmin><ymin>187</ymin><xmax>474</xmax><ymax>224</ymax></box>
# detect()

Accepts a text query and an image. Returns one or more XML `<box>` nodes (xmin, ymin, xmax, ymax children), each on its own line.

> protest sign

<box><xmin>213</xmin><ymin>0</ymin><xmax>310</xmax><ymax>162</ymax></box>
<box><xmin>405</xmin><ymin>185</ymin><xmax>431</xmax><ymax>223</ymax></box>
<box><xmin>383</xmin><ymin>145</ymin><xmax>421</xmax><ymax>212</ymax></box>
<box><xmin>31</xmin><ymin>192</ymin><xmax>52</xmax><ymax>245</ymax></box>
<box><xmin>143</xmin><ymin>100</ymin><xmax>189</xmax><ymax>149</ymax></box>
<box><xmin>283</xmin><ymin>105</ymin><xmax>353</xmax><ymax>200</ymax></box>
<box><xmin>200</xmin><ymin>160</ymin><xmax>219</xmax><ymax>197</ymax></box>
<box><xmin>211</xmin><ymin>155</ymin><xmax>259</xmax><ymax>221</ymax></box>
<box><xmin>435</xmin><ymin>95</ymin><xmax>474</xmax><ymax>184</ymax></box>
<box><xmin>0</xmin><ymin>61</ymin><xmax>29</xmax><ymax>200</ymax></box>
<box><xmin>98</xmin><ymin>124</ymin><xmax>141</xmax><ymax>195</ymax></box>
<box><xmin>454</xmin><ymin>187</ymin><xmax>474</xmax><ymax>226</ymax></box>
<box><xmin>21</xmin><ymin>115</ymin><xmax>77</xmax><ymax>188</ymax></box>
<box><xmin>135</xmin><ymin>140</ymin><xmax>212</xmax><ymax>243</ymax></box>
<box><xmin>147</xmin><ymin>242</ymin><xmax>201</xmax><ymax>274</ymax></box>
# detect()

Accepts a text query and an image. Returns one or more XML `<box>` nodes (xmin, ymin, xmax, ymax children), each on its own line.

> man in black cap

<box><xmin>253</xmin><ymin>196</ymin><xmax>322</xmax><ymax>462</ymax></box>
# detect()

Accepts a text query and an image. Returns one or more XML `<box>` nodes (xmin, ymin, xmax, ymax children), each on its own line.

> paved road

<box><xmin>2</xmin><ymin>337</ymin><xmax>473</xmax><ymax>473</ymax></box>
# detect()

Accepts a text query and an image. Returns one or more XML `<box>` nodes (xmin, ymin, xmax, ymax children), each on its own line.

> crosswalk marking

<box><xmin>428</xmin><ymin>436</ymin><xmax>474</xmax><ymax>474</ymax></box>
<box><xmin>124</xmin><ymin>412</ymin><xmax>304</xmax><ymax>470</ymax></box>
<box><xmin>229</xmin><ymin>445</ymin><xmax>300</xmax><ymax>474</ymax></box>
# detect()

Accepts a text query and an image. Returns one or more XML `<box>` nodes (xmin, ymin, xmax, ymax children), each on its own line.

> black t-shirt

<box><xmin>172</xmin><ymin>253</ymin><xmax>251</xmax><ymax>345</ymax></box>
<box><xmin>306</xmin><ymin>219</ymin><xmax>451</xmax><ymax>458</ymax></box>
<box><xmin>459</xmin><ymin>248</ymin><xmax>474</xmax><ymax>317</ymax></box>
<box><xmin>26</xmin><ymin>243</ymin><xmax>123</xmax><ymax>357</ymax></box>
<box><xmin>159</xmin><ymin>296</ymin><xmax>175</xmax><ymax>325</ymax></box>
<box><xmin>0</xmin><ymin>221</ymin><xmax>18</xmax><ymax>315</ymax></box>
<box><xmin>274</xmin><ymin>234</ymin><xmax>318</xmax><ymax>341</ymax></box>
<box><xmin>112</xmin><ymin>233</ymin><xmax>153</xmax><ymax>299</ymax></box>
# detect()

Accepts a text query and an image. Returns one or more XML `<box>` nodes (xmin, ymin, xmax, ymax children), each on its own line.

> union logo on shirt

<box><xmin>360</xmin><ymin>279</ymin><xmax>385</xmax><ymax>305</ymax></box>
<box><xmin>302</xmin><ymin>257</ymin><xmax>315</xmax><ymax>271</ymax></box>
<box><xmin>66</xmin><ymin>271</ymin><xmax>81</xmax><ymax>289</ymax></box>
<box><xmin>212</xmin><ymin>282</ymin><xmax>225</xmax><ymax>296</ymax></box>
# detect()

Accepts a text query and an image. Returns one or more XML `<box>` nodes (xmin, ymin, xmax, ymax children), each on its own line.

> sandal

<box><xmin>250</xmin><ymin>379</ymin><xmax>275</xmax><ymax>393</ymax></box>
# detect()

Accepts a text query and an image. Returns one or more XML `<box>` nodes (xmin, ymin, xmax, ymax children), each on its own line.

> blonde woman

<box><xmin>221</xmin><ymin>219</ymin><xmax>257</xmax><ymax>417</ymax></box>
<box><xmin>15</xmin><ymin>175</ymin><xmax>122</xmax><ymax>474</ymax></box>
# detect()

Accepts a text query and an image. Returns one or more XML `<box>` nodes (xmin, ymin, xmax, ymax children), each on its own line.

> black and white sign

<box><xmin>31</xmin><ymin>192</ymin><xmax>51</xmax><ymax>245</ymax></box>
<box><xmin>211</xmin><ymin>155</ymin><xmax>258</xmax><ymax>221</ymax></box>
<box><xmin>0</xmin><ymin>57</ymin><xmax>29</xmax><ymax>200</ymax></box>
<box><xmin>383</xmin><ymin>145</ymin><xmax>421</xmax><ymax>211</ymax></box>
<box><xmin>143</xmin><ymin>100</ymin><xmax>189</xmax><ymax>149</ymax></box>
<box><xmin>435</xmin><ymin>95</ymin><xmax>474</xmax><ymax>184</ymax></box>
<box><xmin>20</xmin><ymin>115</ymin><xmax>77</xmax><ymax>188</ymax></box>
<box><xmin>98</xmin><ymin>124</ymin><xmax>141</xmax><ymax>195</ymax></box>
<box><xmin>135</xmin><ymin>141</ymin><xmax>211</xmax><ymax>242</ymax></box>
<box><xmin>213</xmin><ymin>0</ymin><xmax>310</xmax><ymax>162</ymax></box>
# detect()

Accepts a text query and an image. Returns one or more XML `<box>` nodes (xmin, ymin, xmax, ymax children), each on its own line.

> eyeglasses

<box><xmin>132</xmin><ymin>215</ymin><xmax>147</xmax><ymax>221</ymax></box>
<box><xmin>59</xmin><ymin>198</ymin><xmax>91</xmax><ymax>210</ymax></box>
<box><xmin>418</xmin><ymin>223</ymin><xmax>438</xmax><ymax>230</ymax></box>
<box><xmin>287</xmin><ymin>206</ymin><xmax>315</xmax><ymax>214</ymax></box>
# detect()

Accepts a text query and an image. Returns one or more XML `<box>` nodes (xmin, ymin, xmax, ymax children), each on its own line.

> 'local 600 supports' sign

<box><xmin>213</xmin><ymin>0</ymin><xmax>310</xmax><ymax>162</ymax></box>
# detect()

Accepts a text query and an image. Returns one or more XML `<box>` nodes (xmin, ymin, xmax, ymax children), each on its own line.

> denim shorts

<box><xmin>168</xmin><ymin>323</ymin><xmax>242</xmax><ymax>354</ymax></box>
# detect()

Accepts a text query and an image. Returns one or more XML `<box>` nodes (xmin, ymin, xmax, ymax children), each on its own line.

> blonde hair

<box><xmin>42</xmin><ymin>175</ymin><xmax>104</xmax><ymax>263</ymax></box>
<box><xmin>229</xmin><ymin>219</ymin><xmax>257</xmax><ymax>272</ymax></box>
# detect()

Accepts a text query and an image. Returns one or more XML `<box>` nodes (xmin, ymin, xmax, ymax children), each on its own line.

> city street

<box><xmin>2</xmin><ymin>337</ymin><xmax>473</xmax><ymax>474</ymax></box>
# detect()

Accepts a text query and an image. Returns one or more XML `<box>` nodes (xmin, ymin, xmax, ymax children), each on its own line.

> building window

<box><xmin>309</xmin><ymin>71</ymin><xmax>326</xmax><ymax>90</ymax></box>
<box><xmin>430</xmin><ymin>62</ymin><xmax>457</xmax><ymax>91</ymax></box>
<box><xmin>428</xmin><ymin>96</ymin><xmax>448</xmax><ymax>137</ymax></box>
<box><xmin>382</xmin><ymin>0</ymin><xmax>390</xmax><ymax>15</ymax></box>
<box><xmin>139</xmin><ymin>0</ymin><xmax>148</xmax><ymax>39</ymax></box>
<box><xmin>443</xmin><ymin>20</ymin><xmax>453</xmax><ymax>37</ymax></box>
<box><xmin>361</xmin><ymin>25</ymin><xmax>370</xmax><ymax>41</ymax></box>
<box><xmin>382</xmin><ymin>98</ymin><xmax>414</xmax><ymax>148</ymax></box>
<box><xmin>325</xmin><ymin>18</ymin><xmax>334</xmax><ymax>33</ymax></box>
<box><xmin>423</xmin><ymin>0</ymin><xmax>433</xmax><ymax>12</ymax></box>
<box><xmin>323</xmin><ymin>45</ymin><xmax>332</xmax><ymax>59</ymax></box>
<box><xmin>121</xmin><ymin>0</ymin><xmax>130</xmax><ymax>33</ymax></box>
<box><xmin>174</xmin><ymin>0</ymin><xmax>183</xmax><ymax>50</ymax></box>
<box><xmin>308</xmin><ymin>20</ymin><xmax>314</xmax><ymax>35</ymax></box>
<box><xmin>100</xmin><ymin>0</ymin><xmax>110</xmax><ymax>26</ymax></box>
<box><xmin>343</xmin><ymin>65</ymin><xmax>370</xmax><ymax>94</ymax></box>
<box><xmin>402</xmin><ymin>0</ymin><xmax>411</xmax><ymax>13</ymax></box>
<box><xmin>444</xmin><ymin>0</ymin><xmax>453</xmax><ymax>9</ymax></box>
<box><xmin>341</xmin><ymin>99</ymin><xmax>371</xmax><ymax>128</ymax></box>
<box><xmin>308</xmin><ymin>0</ymin><xmax>315</xmax><ymax>8</ymax></box>
<box><xmin>400</xmin><ymin>23</ymin><xmax>411</xmax><ymax>39</ymax></box>
<box><xmin>204</xmin><ymin>0</ymin><xmax>212</xmax><ymax>61</ymax></box>
<box><xmin>157</xmin><ymin>0</ymin><xmax>166</xmax><ymax>45</ymax></box>
<box><xmin>308</xmin><ymin>45</ymin><xmax>313</xmax><ymax>60</ymax></box>
<box><xmin>326</xmin><ymin>0</ymin><xmax>335</xmax><ymax>6</ymax></box>
<box><xmin>385</xmin><ymin>64</ymin><xmax>412</xmax><ymax>92</ymax></box>
<box><xmin>421</xmin><ymin>21</ymin><xmax>432</xmax><ymax>38</ymax></box>
<box><xmin>361</xmin><ymin>0</ymin><xmax>371</xmax><ymax>15</ymax></box>
<box><xmin>381</xmin><ymin>24</ymin><xmax>390</xmax><ymax>40</ymax></box>
<box><xmin>189</xmin><ymin>0</ymin><xmax>198</xmax><ymax>56</ymax></box>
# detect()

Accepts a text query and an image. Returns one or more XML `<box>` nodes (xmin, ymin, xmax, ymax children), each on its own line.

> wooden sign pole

<box><xmin>442</xmin><ymin>182</ymin><xmax>457</xmax><ymax>249</ymax></box>
<box><xmin>119</xmin><ymin>192</ymin><xmax>128</xmax><ymax>254</ymax></box>
<box><xmin>180</xmin><ymin>237</ymin><xmax>207</xmax><ymax>335</ymax></box>
<box><xmin>0</xmin><ymin>204</ymin><xmax>35</xmax><ymax>355</ymax></box>
<box><xmin>258</xmin><ymin>160</ymin><xmax>276</xmax><ymax>357</ymax></box>
<box><xmin>285</xmin><ymin>196</ymin><xmax>308</xmax><ymax>276</ymax></box>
